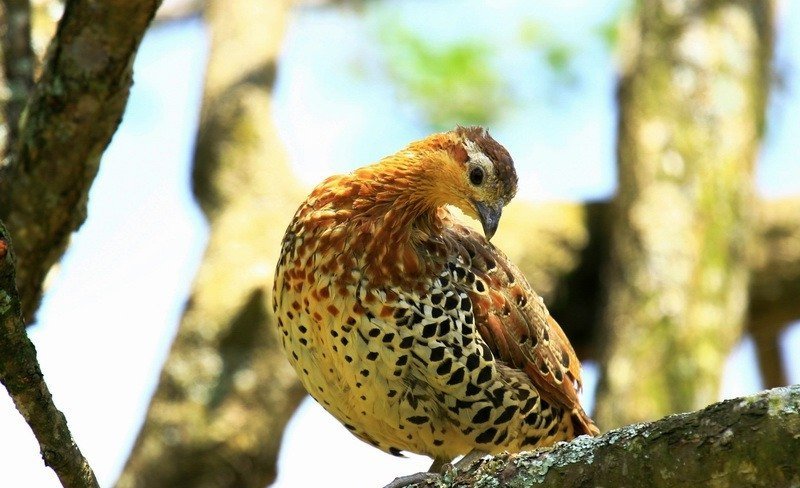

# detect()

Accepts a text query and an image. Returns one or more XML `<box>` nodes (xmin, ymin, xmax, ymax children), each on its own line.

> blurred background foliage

<box><xmin>377</xmin><ymin>25</ymin><xmax>509</xmax><ymax>128</ymax></box>
<box><xmin>367</xmin><ymin>6</ymin><xmax>607</xmax><ymax>129</ymax></box>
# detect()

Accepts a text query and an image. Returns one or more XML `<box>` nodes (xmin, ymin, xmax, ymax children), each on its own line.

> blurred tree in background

<box><xmin>365</xmin><ymin>0</ymin><xmax>793</xmax><ymax>431</ymax></box>
<box><xmin>596</xmin><ymin>0</ymin><xmax>774</xmax><ymax>428</ymax></box>
<box><xmin>123</xmin><ymin>0</ymin><xmax>800</xmax><ymax>483</ymax></box>
<box><xmin>116</xmin><ymin>1</ymin><xmax>306</xmax><ymax>486</ymax></box>
<box><xmin>1</xmin><ymin>0</ymin><xmax>799</xmax><ymax>487</ymax></box>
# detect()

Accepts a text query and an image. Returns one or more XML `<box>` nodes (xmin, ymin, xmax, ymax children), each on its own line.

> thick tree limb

<box><xmin>0</xmin><ymin>1</ymin><xmax>160</xmax><ymax>485</ymax></box>
<box><xmin>0</xmin><ymin>223</ymin><xmax>99</xmax><ymax>488</ymax></box>
<box><xmin>418</xmin><ymin>385</ymin><xmax>800</xmax><ymax>487</ymax></box>
<box><xmin>0</xmin><ymin>0</ymin><xmax>162</xmax><ymax>324</ymax></box>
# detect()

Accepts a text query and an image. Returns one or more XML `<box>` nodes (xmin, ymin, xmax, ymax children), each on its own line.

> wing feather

<box><xmin>446</xmin><ymin>223</ymin><xmax>598</xmax><ymax>435</ymax></box>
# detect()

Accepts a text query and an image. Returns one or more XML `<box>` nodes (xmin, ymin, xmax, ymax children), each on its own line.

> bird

<box><xmin>272</xmin><ymin>126</ymin><xmax>599</xmax><ymax>486</ymax></box>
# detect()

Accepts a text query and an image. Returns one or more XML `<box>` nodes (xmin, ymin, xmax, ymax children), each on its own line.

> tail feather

<box><xmin>572</xmin><ymin>407</ymin><xmax>600</xmax><ymax>437</ymax></box>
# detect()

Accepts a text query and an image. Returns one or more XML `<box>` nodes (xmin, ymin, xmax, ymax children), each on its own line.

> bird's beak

<box><xmin>474</xmin><ymin>201</ymin><xmax>503</xmax><ymax>241</ymax></box>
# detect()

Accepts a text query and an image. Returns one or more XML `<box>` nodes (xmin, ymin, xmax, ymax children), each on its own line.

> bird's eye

<box><xmin>469</xmin><ymin>167</ymin><xmax>485</xmax><ymax>186</ymax></box>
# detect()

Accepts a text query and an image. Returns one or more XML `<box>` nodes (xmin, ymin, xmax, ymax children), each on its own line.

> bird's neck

<box><xmin>360</xmin><ymin>159</ymin><xmax>438</xmax><ymax>224</ymax></box>
<box><xmin>346</xmin><ymin>149</ymin><xmax>452</xmax><ymax>285</ymax></box>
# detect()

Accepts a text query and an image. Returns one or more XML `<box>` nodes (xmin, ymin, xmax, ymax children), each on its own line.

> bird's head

<box><xmin>412</xmin><ymin>126</ymin><xmax>518</xmax><ymax>240</ymax></box>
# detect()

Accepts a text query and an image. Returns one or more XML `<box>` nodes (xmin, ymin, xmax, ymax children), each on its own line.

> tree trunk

<box><xmin>417</xmin><ymin>385</ymin><xmax>800</xmax><ymax>487</ymax></box>
<box><xmin>594</xmin><ymin>0</ymin><xmax>774</xmax><ymax>428</ymax></box>
<box><xmin>115</xmin><ymin>1</ymin><xmax>307</xmax><ymax>487</ymax></box>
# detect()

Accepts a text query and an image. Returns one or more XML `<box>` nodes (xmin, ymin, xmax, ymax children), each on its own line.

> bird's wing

<box><xmin>443</xmin><ymin>223</ymin><xmax>595</xmax><ymax>433</ymax></box>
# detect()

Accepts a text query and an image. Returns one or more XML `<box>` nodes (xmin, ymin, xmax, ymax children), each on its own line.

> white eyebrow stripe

<box><xmin>463</xmin><ymin>138</ymin><xmax>492</xmax><ymax>168</ymax></box>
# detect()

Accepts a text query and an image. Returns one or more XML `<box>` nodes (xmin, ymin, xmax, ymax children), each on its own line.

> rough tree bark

<box><xmin>594</xmin><ymin>0</ymin><xmax>774</xmax><ymax>428</ymax></box>
<box><xmin>417</xmin><ymin>385</ymin><xmax>800</xmax><ymax>487</ymax></box>
<box><xmin>0</xmin><ymin>0</ymin><xmax>162</xmax><ymax>324</ymax></box>
<box><xmin>115</xmin><ymin>1</ymin><xmax>307</xmax><ymax>487</ymax></box>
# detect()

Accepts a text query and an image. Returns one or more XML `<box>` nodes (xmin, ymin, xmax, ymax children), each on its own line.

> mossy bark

<box><xmin>418</xmin><ymin>385</ymin><xmax>800</xmax><ymax>488</ymax></box>
<box><xmin>115</xmin><ymin>1</ymin><xmax>307</xmax><ymax>487</ymax></box>
<box><xmin>594</xmin><ymin>0</ymin><xmax>773</xmax><ymax>428</ymax></box>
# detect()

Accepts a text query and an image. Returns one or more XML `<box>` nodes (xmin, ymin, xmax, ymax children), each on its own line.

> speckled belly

<box><xmin>274</xmin><ymin>265</ymin><xmax>573</xmax><ymax>460</ymax></box>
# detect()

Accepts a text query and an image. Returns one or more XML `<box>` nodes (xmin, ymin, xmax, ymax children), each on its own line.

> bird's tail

<box><xmin>571</xmin><ymin>406</ymin><xmax>600</xmax><ymax>437</ymax></box>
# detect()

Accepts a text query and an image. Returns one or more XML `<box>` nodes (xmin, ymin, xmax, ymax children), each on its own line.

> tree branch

<box><xmin>0</xmin><ymin>0</ymin><xmax>162</xmax><ymax>324</ymax></box>
<box><xmin>0</xmin><ymin>0</ymin><xmax>160</xmax><ymax>485</ymax></box>
<box><xmin>0</xmin><ymin>222</ymin><xmax>99</xmax><ymax>488</ymax></box>
<box><xmin>418</xmin><ymin>385</ymin><xmax>800</xmax><ymax>487</ymax></box>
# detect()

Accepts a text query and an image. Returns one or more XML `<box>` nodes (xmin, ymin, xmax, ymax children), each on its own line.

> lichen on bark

<box><xmin>418</xmin><ymin>385</ymin><xmax>800</xmax><ymax>488</ymax></box>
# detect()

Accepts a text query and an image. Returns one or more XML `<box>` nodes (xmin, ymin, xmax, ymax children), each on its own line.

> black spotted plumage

<box><xmin>273</xmin><ymin>126</ymin><xmax>598</xmax><ymax>468</ymax></box>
